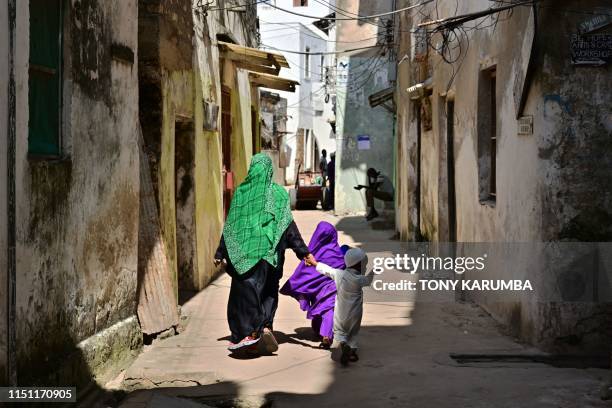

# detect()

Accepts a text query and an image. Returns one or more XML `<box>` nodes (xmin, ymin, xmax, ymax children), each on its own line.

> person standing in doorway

<box><xmin>215</xmin><ymin>154</ymin><xmax>316</xmax><ymax>355</ymax></box>
<box><xmin>354</xmin><ymin>167</ymin><xmax>394</xmax><ymax>221</ymax></box>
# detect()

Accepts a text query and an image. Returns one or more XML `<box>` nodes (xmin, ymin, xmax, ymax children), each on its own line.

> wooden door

<box><xmin>221</xmin><ymin>86</ymin><xmax>233</xmax><ymax>218</ymax></box>
<box><xmin>137</xmin><ymin>126</ymin><xmax>179</xmax><ymax>335</ymax></box>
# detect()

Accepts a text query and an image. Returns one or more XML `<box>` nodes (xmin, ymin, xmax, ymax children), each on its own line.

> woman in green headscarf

<box><xmin>215</xmin><ymin>153</ymin><xmax>316</xmax><ymax>354</ymax></box>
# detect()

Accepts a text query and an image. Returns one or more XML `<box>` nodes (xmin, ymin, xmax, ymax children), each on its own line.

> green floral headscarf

<box><xmin>222</xmin><ymin>153</ymin><xmax>293</xmax><ymax>275</ymax></box>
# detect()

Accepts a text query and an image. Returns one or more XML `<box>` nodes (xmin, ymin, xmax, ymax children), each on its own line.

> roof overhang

<box><xmin>249</xmin><ymin>72</ymin><xmax>299</xmax><ymax>93</ymax></box>
<box><xmin>369</xmin><ymin>86</ymin><xmax>395</xmax><ymax>113</ymax></box>
<box><xmin>218</xmin><ymin>41</ymin><xmax>289</xmax><ymax>75</ymax></box>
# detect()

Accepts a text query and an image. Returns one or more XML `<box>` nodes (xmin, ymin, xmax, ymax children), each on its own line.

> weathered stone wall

<box><xmin>192</xmin><ymin>3</ymin><xmax>258</xmax><ymax>289</ymax></box>
<box><xmin>394</xmin><ymin>0</ymin><xmax>417</xmax><ymax>241</ymax></box>
<box><xmin>13</xmin><ymin>0</ymin><xmax>141</xmax><ymax>386</ymax></box>
<box><xmin>138</xmin><ymin>0</ymin><xmax>258</xmax><ymax>294</ymax></box>
<box><xmin>0</xmin><ymin>0</ymin><xmax>9</xmax><ymax>384</ymax></box>
<box><xmin>394</xmin><ymin>0</ymin><xmax>612</xmax><ymax>353</ymax></box>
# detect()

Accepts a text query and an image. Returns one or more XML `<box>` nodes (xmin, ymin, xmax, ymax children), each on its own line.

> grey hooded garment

<box><xmin>315</xmin><ymin>262</ymin><xmax>373</xmax><ymax>348</ymax></box>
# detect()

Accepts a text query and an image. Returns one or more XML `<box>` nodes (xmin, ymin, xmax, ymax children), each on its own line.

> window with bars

<box><xmin>29</xmin><ymin>0</ymin><xmax>63</xmax><ymax>156</ymax></box>
<box><xmin>477</xmin><ymin>66</ymin><xmax>497</xmax><ymax>203</ymax></box>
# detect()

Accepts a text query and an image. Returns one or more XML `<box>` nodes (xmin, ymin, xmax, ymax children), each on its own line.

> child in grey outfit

<box><xmin>314</xmin><ymin>247</ymin><xmax>373</xmax><ymax>365</ymax></box>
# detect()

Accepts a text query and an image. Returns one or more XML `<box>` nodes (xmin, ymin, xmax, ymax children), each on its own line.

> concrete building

<box><xmin>394</xmin><ymin>0</ymin><xmax>612</xmax><ymax>353</ymax></box>
<box><xmin>137</xmin><ymin>0</ymin><xmax>294</xmax><ymax>299</ymax></box>
<box><xmin>333</xmin><ymin>0</ymin><xmax>396</xmax><ymax>215</ymax></box>
<box><xmin>258</xmin><ymin>0</ymin><xmax>336</xmax><ymax>185</ymax></box>
<box><xmin>1</xmin><ymin>0</ymin><xmax>141</xmax><ymax>388</ymax></box>
<box><xmin>260</xmin><ymin>90</ymin><xmax>290</xmax><ymax>185</ymax></box>
<box><xmin>0</xmin><ymin>0</ymin><xmax>291</xmax><ymax>390</ymax></box>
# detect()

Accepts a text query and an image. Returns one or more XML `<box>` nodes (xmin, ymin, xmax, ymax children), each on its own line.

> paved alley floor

<box><xmin>113</xmin><ymin>211</ymin><xmax>609</xmax><ymax>408</ymax></box>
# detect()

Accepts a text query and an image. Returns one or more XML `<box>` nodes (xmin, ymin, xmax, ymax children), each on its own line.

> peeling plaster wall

<box><xmin>139</xmin><ymin>0</ymin><xmax>258</xmax><ymax>293</ymax></box>
<box><xmin>192</xmin><ymin>12</ymin><xmax>224</xmax><ymax>291</ymax></box>
<box><xmin>395</xmin><ymin>0</ymin><xmax>612</xmax><ymax>353</ymax></box>
<box><xmin>193</xmin><ymin>3</ymin><xmax>257</xmax><ymax>288</ymax></box>
<box><xmin>0</xmin><ymin>0</ymin><xmax>9</xmax><ymax>384</ymax></box>
<box><xmin>394</xmin><ymin>2</ymin><xmax>418</xmax><ymax>240</ymax></box>
<box><xmin>13</xmin><ymin>0</ymin><xmax>140</xmax><ymax>385</ymax></box>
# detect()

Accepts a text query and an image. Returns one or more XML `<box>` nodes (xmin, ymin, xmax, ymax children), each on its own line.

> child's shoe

<box><xmin>340</xmin><ymin>342</ymin><xmax>351</xmax><ymax>366</ymax></box>
<box><xmin>319</xmin><ymin>337</ymin><xmax>332</xmax><ymax>349</ymax></box>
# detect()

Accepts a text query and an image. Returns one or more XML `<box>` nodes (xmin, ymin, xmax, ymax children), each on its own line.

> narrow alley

<box><xmin>1</xmin><ymin>0</ymin><xmax>612</xmax><ymax>407</ymax></box>
<box><xmin>113</xmin><ymin>211</ymin><xmax>607</xmax><ymax>408</ymax></box>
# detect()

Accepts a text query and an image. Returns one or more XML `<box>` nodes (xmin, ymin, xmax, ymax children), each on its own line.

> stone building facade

<box><xmin>394</xmin><ymin>0</ymin><xmax>612</xmax><ymax>353</ymax></box>
<box><xmin>0</xmin><ymin>0</ymin><xmax>281</xmax><ymax>391</ymax></box>
<box><xmin>1</xmin><ymin>0</ymin><xmax>141</xmax><ymax>388</ymax></box>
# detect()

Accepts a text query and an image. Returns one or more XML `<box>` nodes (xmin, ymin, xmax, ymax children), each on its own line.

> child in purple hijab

<box><xmin>280</xmin><ymin>221</ymin><xmax>344</xmax><ymax>348</ymax></box>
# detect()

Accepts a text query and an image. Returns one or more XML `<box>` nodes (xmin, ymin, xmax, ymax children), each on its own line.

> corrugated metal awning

<box><xmin>218</xmin><ymin>41</ymin><xmax>289</xmax><ymax>75</ymax></box>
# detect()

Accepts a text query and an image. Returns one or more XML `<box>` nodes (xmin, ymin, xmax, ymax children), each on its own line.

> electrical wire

<box><xmin>264</xmin><ymin>0</ymin><xmax>434</xmax><ymax>22</ymax></box>
<box><xmin>261</xmin><ymin>43</ymin><xmax>387</xmax><ymax>55</ymax></box>
<box><xmin>311</xmin><ymin>0</ymin><xmax>388</xmax><ymax>29</ymax></box>
<box><xmin>259</xmin><ymin>19</ymin><xmax>380</xmax><ymax>43</ymax></box>
<box><xmin>200</xmin><ymin>0</ymin><xmax>269</xmax><ymax>12</ymax></box>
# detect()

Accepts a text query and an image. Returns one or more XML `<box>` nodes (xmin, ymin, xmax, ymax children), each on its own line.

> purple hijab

<box><xmin>280</xmin><ymin>221</ymin><xmax>344</xmax><ymax>339</ymax></box>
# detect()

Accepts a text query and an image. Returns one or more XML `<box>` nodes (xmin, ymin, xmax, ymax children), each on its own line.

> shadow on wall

<box><xmin>14</xmin><ymin>332</ymin><xmax>138</xmax><ymax>407</ymax></box>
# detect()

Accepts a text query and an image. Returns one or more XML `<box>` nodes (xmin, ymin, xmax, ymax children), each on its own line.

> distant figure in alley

<box><xmin>215</xmin><ymin>153</ymin><xmax>316</xmax><ymax>355</ymax></box>
<box><xmin>324</xmin><ymin>152</ymin><xmax>336</xmax><ymax>210</ymax></box>
<box><xmin>354</xmin><ymin>167</ymin><xmax>394</xmax><ymax>220</ymax></box>
<box><xmin>319</xmin><ymin>149</ymin><xmax>328</xmax><ymax>182</ymax></box>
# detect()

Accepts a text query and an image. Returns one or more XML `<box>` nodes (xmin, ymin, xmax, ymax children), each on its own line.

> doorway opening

<box><xmin>175</xmin><ymin>120</ymin><xmax>197</xmax><ymax>291</ymax></box>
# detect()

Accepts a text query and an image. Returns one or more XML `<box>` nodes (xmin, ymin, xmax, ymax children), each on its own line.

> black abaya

<box><xmin>216</xmin><ymin>220</ymin><xmax>309</xmax><ymax>343</ymax></box>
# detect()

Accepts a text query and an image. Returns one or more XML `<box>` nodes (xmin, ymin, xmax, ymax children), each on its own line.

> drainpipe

<box><xmin>7</xmin><ymin>0</ymin><xmax>17</xmax><ymax>386</ymax></box>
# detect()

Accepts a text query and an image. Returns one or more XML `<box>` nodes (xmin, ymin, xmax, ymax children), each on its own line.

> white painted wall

<box><xmin>259</xmin><ymin>0</ymin><xmax>336</xmax><ymax>183</ymax></box>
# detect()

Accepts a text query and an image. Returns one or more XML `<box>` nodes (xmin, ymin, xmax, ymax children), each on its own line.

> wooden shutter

<box><xmin>29</xmin><ymin>0</ymin><xmax>62</xmax><ymax>156</ymax></box>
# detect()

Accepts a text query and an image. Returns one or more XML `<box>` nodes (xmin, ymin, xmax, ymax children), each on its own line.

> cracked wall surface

<box><xmin>10</xmin><ymin>0</ymin><xmax>141</xmax><ymax>386</ymax></box>
<box><xmin>394</xmin><ymin>0</ymin><xmax>612</xmax><ymax>353</ymax></box>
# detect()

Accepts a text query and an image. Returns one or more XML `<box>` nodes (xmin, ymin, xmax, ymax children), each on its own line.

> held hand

<box><xmin>304</xmin><ymin>254</ymin><xmax>317</xmax><ymax>266</ymax></box>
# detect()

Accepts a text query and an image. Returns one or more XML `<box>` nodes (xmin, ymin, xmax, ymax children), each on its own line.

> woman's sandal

<box><xmin>259</xmin><ymin>328</ymin><xmax>279</xmax><ymax>354</ymax></box>
<box><xmin>349</xmin><ymin>350</ymin><xmax>359</xmax><ymax>362</ymax></box>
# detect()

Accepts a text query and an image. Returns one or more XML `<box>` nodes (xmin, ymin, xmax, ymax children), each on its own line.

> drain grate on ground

<box><xmin>449</xmin><ymin>353</ymin><xmax>610</xmax><ymax>369</ymax></box>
